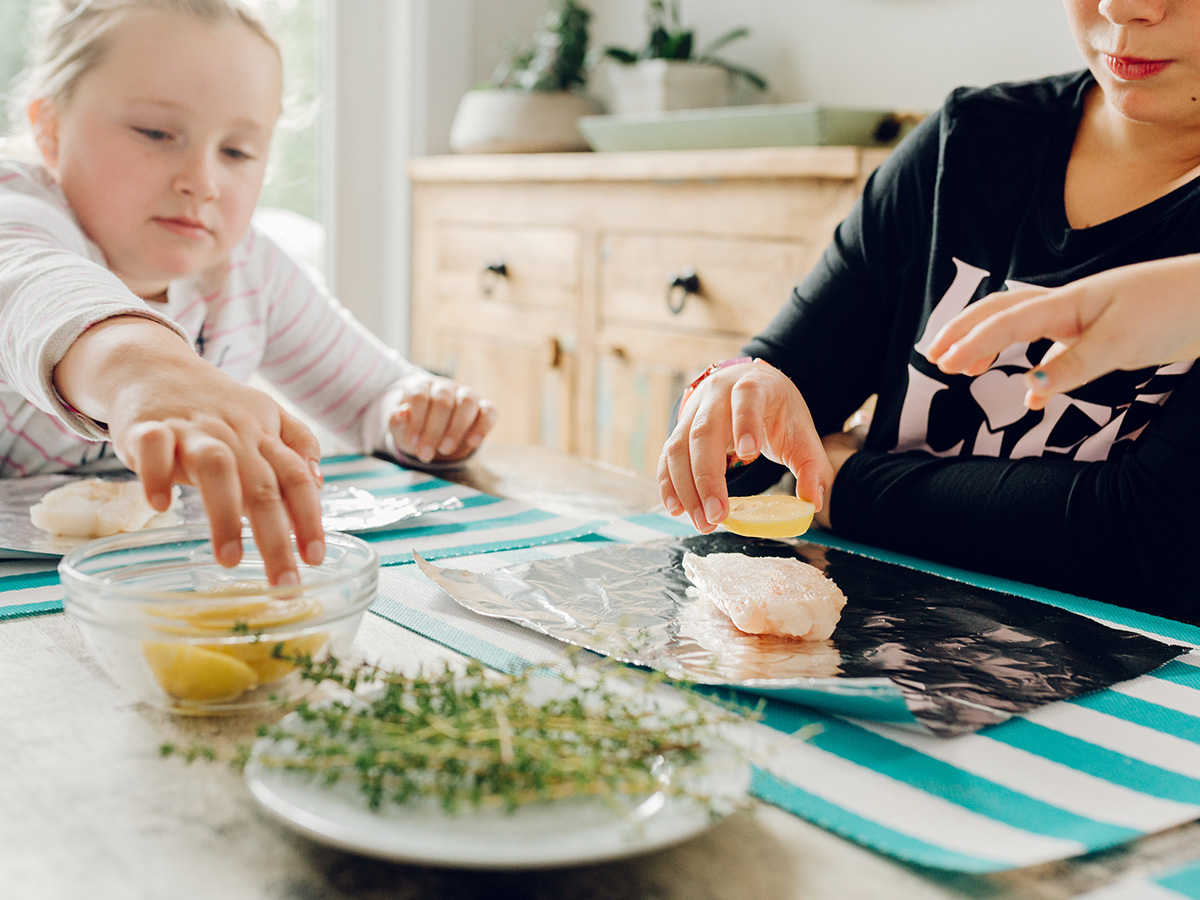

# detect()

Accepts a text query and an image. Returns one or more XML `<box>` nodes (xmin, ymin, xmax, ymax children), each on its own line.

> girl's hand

<box><xmin>385</xmin><ymin>372</ymin><xmax>497</xmax><ymax>464</ymax></box>
<box><xmin>657</xmin><ymin>361</ymin><xmax>833</xmax><ymax>533</ymax></box>
<box><xmin>54</xmin><ymin>317</ymin><xmax>325</xmax><ymax>586</ymax></box>
<box><xmin>924</xmin><ymin>256</ymin><xmax>1200</xmax><ymax>410</ymax></box>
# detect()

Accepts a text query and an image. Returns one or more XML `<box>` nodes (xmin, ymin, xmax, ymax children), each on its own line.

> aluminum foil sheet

<box><xmin>0</xmin><ymin>473</ymin><xmax>462</xmax><ymax>558</ymax></box>
<box><xmin>416</xmin><ymin>532</ymin><xmax>1186</xmax><ymax>736</ymax></box>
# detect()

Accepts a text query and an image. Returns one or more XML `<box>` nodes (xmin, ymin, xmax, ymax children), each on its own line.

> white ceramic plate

<box><xmin>244</xmin><ymin>713</ymin><xmax>751</xmax><ymax>869</ymax></box>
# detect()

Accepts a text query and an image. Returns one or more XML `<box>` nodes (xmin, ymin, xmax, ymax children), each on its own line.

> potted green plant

<box><xmin>599</xmin><ymin>0</ymin><xmax>767</xmax><ymax>115</ymax></box>
<box><xmin>449</xmin><ymin>0</ymin><xmax>602</xmax><ymax>153</ymax></box>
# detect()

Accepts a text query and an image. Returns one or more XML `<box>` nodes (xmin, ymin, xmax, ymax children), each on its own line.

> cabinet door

<box><xmin>592</xmin><ymin>328</ymin><xmax>748</xmax><ymax>475</ymax></box>
<box><xmin>427</xmin><ymin>326</ymin><xmax>576</xmax><ymax>454</ymax></box>
<box><xmin>411</xmin><ymin>220</ymin><xmax>580</xmax><ymax>453</ymax></box>
<box><xmin>592</xmin><ymin>231</ymin><xmax>808</xmax><ymax>474</ymax></box>
<box><xmin>433</xmin><ymin>222</ymin><xmax>580</xmax><ymax>312</ymax></box>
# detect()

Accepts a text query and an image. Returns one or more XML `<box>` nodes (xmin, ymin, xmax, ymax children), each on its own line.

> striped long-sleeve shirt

<box><xmin>0</xmin><ymin>158</ymin><xmax>417</xmax><ymax>476</ymax></box>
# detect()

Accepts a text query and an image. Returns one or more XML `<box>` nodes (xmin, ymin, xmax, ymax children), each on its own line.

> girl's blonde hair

<box><xmin>9</xmin><ymin>0</ymin><xmax>280</xmax><ymax>131</ymax></box>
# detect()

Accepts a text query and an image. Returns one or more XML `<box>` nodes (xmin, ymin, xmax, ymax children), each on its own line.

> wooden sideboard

<box><xmin>408</xmin><ymin>147</ymin><xmax>889</xmax><ymax>475</ymax></box>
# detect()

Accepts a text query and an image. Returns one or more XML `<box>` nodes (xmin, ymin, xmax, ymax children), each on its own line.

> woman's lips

<box><xmin>1105</xmin><ymin>54</ymin><xmax>1171</xmax><ymax>80</ymax></box>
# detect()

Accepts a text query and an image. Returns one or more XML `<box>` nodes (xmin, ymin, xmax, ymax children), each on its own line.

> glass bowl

<box><xmin>60</xmin><ymin>526</ymin><xmax>378</xmax><ymax>715</ymax></box>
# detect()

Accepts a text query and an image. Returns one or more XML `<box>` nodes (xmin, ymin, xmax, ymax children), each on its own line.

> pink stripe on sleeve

<box><xmin>207</xmin><ymin>312</ymin><xmax>264</xmax><ymax>343</ymax></box>
<box><xmin>175</xmin><ymin>284</ymin><xmax>225</xmax><ymax>322</ymax></box>
<box><xmin>2</xmin><ymin>392</ymin><xmax>97</xmax><ymax>468</ymax></box>
<box><xmin>272</xmin><ymin>321</ymin><xmax>349</xmax><ymax>390</ymax></box>
<box><xmin>267</xmin><ymin>283</ymin><xmax>320</xmax><ymax>346</ymax></box>
<box><xmin>318</xmin><ymin>355</ymin><xmax>384</xmax><ymax>423</ymax></box>
<box><xmin>290</xmin><ymin>330</ymin><xmax>363</xmax><ymax>403</ymax></box>
<box><xmin>2</xmin><ymin>456</ymin><xmax>30</xmax><ymax>476</ymax></box>
<box><xmin>265</xmin><ymin>265</ymin><xmax>299</xmax><ymax>318</ymax></box>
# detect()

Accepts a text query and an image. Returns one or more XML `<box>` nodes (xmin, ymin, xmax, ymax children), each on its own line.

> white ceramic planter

<box><xmin>449</xmin><ymin>90</ymin><xmax>602</xmax><ymax>154</ymax></box>
<box><xmin>602</xmin><ymin>60</ymin><xmax>732</xmax><ymax>115</ymax></box>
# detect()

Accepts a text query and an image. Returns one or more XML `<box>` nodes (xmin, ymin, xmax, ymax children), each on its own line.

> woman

<box><xmin>658</xmin><ymin>0</ymin><xmax>1200</xmax><ymax>618</ymax></box>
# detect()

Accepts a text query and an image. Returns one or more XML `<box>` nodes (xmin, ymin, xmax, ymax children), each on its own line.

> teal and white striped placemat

<box><xmin>368</xmin><ymin>510</ymin><xmax>1200</xmax><ymax>874</ymax></box>
<box><xmin>0</xmin><ymin>455</ymin><xmax>603</xmax><ymax>621</ymax></box>
<box><xmin>1074</xmin><ymin>859</ymin><xmax>1200</xmax><ymax>900</ymax></box>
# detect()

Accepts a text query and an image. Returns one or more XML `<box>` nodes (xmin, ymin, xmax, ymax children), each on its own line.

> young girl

<box><xmin>659</xmin><ymin>0</ymin><xmax>1200</xmax><ymax>621</ymax></box>
<box><xmin>0</xmin><ymin>0</ymin><xmax>497</xmax><ymax>584</ymax></box>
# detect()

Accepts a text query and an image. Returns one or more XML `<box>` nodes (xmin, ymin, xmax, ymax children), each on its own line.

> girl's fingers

<box><xmin>272</xmin><ymin>412</ymin><xmax>325</xmax><ymax>566</ymax></box>
<box><xmin>658</xmin><ymin>411</ymin><xmax>706</xmax><ymax>528</ymax></box>
<box><xmin>442</xmin><ymin>399</ymin><xmax>497</xmax><ymax>461</ymax></box>
<box><xmin>121</xmin><ymin>421</ymin><xmax>178</xmax><ymax>511</ymax></box>
<box><xmin>179</xmin><ymin>433</ymin><xmax>247</xmax><ymax>570</ymax></box>
<box><xmin>236</xmin><ymin>455</ymin><xmax>298</xmax><ymax>586</ymax></box>
<box><xmin>398</xmin><ymin>393</ymin><xmax>431</xmax><ymax>457</ymax></box>
<box><xmin>278</xmin><ymin>408</ymin><xmax>323</xmax><ymax>486</ymax></box>
<box><xmin>435</xmin><ymin>387</ymin><xmax>481</xmax><ymax>457</ymax></box>
<box><xmin>412</xmin><ymin>380</ymin><xmax>457</xmax><ymax>461</ymax></box>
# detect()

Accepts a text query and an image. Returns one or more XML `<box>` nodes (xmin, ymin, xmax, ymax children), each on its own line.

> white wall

<box><xmin>326</xmin><ymin>0</ymin><xmax>474</xmax><ymax>351</ymax></box>
<box><xmin>461</xmin><ymin>0</ymin><xmax>1081</xmax><ymax>122</ymax></box>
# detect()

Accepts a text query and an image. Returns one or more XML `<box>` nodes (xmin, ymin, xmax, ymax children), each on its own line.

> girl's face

<box><xmin>32</xmin><ymin>10</ymin><xmax>282</xmax><ymax>300</ymax></box>
<box><xmin>1064</xmin><ymin>0</ymin><xmax>1200</xmax><ymax>129</ymax></box>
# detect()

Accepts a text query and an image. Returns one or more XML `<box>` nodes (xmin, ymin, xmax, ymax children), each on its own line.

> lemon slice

<box><xmin>146</xmin><ymin>593</ymin><xmax>323</xmax><ymax>634</ymax></box>
<box><xmin>205</xmin><ymin>632</ymin><xmax>329</xmax><ymax>684</ymax></box>
<box><xmin>721</xmin><ymin>494</ymin><xmax>816</xmax><ymax>539</ymax></box>
<box><xmin>142</xmin><ymin>642</ymin><xmax>259</xmax><ymax>703</ymax></box>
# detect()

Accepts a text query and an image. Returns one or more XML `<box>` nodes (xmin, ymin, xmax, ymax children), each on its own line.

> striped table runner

<box><xmin>5</xmin><ymin>456</ymin><xmax>1197</xmax><ymax>874</ymax></box>
<box><xmin>367</xmin><ymin>511</ymin><xmax>1200</xmax><ymax>874</ymax></box>
<box><xmin>1075</xmin><ymin>860</ymin><xmax>1200</xmax><ymax>900</ymax></box>
<box><xmin>0</xmin><ymin>455</ymin><xmax>602</xmax><ymax>621</ymax></box>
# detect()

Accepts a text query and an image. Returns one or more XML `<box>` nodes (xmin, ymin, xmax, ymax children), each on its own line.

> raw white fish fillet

<box><xmin>682</xmin><ymin>551</ymin><xmax>847</xmax><ymax>641</ymax></box>
<box><xmin>29</xmin><ymin>478</ymin><xmax>165</xmax><ymax>537</ymax></box>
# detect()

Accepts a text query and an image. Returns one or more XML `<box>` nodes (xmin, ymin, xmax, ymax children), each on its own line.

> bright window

<box><xmin>0</xmin><ymin>3</ymin><xmax>35</xmax><ymax>136</ymax></box>
<box><xmin>247</xmin><ymin>0</ymin><xmax>325</xmax><ymax>222</ymax></box>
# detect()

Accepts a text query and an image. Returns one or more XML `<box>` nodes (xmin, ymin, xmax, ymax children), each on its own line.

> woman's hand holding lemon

<box><xmin>657</xmin><ymin>360</ymin><xmax>832</xmax><ymax>534</ymax></box>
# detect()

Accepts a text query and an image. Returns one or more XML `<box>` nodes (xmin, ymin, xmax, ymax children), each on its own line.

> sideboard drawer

<box><xmin>431</xmin><ymin>222</ymin><xmax>581</xmax><ymax>313</ymax></box>
<box><xmin>598</xmin><ymin>232</ymin><xmax>815</xmax><ymax>336</ymax></box>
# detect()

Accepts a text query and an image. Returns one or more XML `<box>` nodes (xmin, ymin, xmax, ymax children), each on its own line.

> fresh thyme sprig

<box><xmin>164</xmin><ymin>651</ymin><xmax>755</xmax><ymax>816</ymax></box>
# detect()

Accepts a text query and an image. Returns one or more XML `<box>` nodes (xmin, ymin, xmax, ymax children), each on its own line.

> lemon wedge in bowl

<box><xmin>721</xmin><ymin>494</ymin><xmax>816</xmax><ymax>539</ymax></box>
<box><xmin>141</xmin><ymin>643</ymin><xmax>260</xmax><ymax>703</ymax></box>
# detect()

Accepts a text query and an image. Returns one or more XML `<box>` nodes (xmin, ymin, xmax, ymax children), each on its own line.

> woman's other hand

<box><xmin>925</xmin><ymin>256</ymin><xmax>1200</xmax><ymax>409</ymax></box>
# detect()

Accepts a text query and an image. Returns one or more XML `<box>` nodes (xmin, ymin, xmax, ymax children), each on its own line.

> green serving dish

<box><xmin>578</xmin><ymin>102</ymin><xmax>914</xmax><ymax>152</ymax></box>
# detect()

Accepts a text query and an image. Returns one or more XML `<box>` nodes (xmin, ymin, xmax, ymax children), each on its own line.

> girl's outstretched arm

<box><xmin>924</xmin><ymin>255</ymin><xmax>1200</xmax><ymax>409</ymax></box>
<box><xmin>53</xmin><ymin>316</ymin><xmax>325</xmax><ymax>585</ymax></box>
